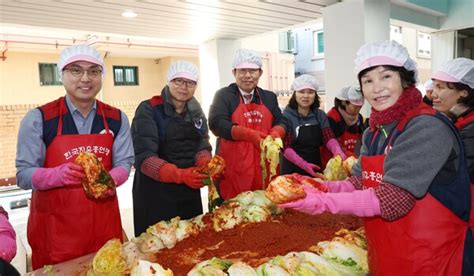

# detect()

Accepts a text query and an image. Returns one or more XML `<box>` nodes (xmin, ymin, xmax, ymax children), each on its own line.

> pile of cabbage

<box><xmin>187</xmin><ymin>227</ymin><xmax>368</xmax><ymax>276</ymax></box>
<box><xmin>88</xmin><ymin>190</ymin><xmax>282</xmax><ymax>274</ymax></box>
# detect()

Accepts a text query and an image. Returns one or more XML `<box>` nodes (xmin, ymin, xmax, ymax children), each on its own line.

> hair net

<box><xmin>354</xmin><ymin>40</ymin><xmax>418</xmax><ymax>80</ymax></box>
<box><xmin>336</xmin><ymin>86</ymin><xmax>364</xmax><ymax>106</ymax></box>
<box><xmin>432</xmin><ymin>58</ymin><xmax>474</xmax><ymax>89</ymax></box>
<box><xmin>58</xmin><ymin>44</ymin><xmax>104</xmax><ymax>76</ymax></box>
<box><xmin>167</xmin><ymin>61</ymin><xmax>199</xmax><ymax>83</ymax></box>
<box><xmin>232</xmin><ymin>48</ymin><xmax>262</xmax><ymax>69</ymax></box>
<box><xmin>424</xmin><ymin>79</ymin><xmax>434</xmax><ymax>91</ymax></box>
<box><xmin>291</xmin><ymin>74</ymin><xmax>319</xmax><ymax>92</ymax></box>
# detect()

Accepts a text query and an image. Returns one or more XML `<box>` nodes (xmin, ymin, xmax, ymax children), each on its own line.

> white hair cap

<box><xmin>336</xmin><ymin>86</ymin><xmax>364</xmax><ymax>106</ymax></box>
<box><xmin>291</xmin><ymin>74</ymin><xmax>319</xmax><ymax>91</ymax></box>
<box><xmin>232</xmin><ymin>48</ymin><xmax>262</xmax><ymax>69</ymax></box>
<box><xmin>424</xmin><ymin>79</ymin><xmax>434</xmax><ymax>91</ymax></box>
<box><xmin>432</xmin><ymin>58</ymin><xmax>474</xmax><ymax>89</ymax></box>
<box><xmin>167</xmin><ymin>61</ymin><xmax>199</xmax><ymax>83</ymax></box>
<box><xmin>58</xmin><ymin>44</ymin><xmax>104</xmax><ymax>76</ymax></box>
<box><xmin>354</xmin><ymin>40</ymin><xmax>418</xmax><ymax>79</ymax></box>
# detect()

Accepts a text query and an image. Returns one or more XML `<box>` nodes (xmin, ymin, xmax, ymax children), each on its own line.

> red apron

<box><xmin>218</xmin><ymin>91</ymin><xmax>274</xmax><ymax>200</ymax></box>
<box><xmin>455</xmin><ymin>111</ymin><xmax>474</xmax><ymax>236</ymax></box>
<box><xmin>28</xmin><ymin>100</ymin><xmax>122</xmax><ymax>269</ymax></box>
<box><xmin>361</xmin><ymin>150</ymin><xmax>466</xmax><ymax>276</ymax></box>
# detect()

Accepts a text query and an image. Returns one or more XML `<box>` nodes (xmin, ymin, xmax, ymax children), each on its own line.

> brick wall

<box><xmin>0</xmin><ymin>101</ymin><xmax>141</xmax><ymax>180</ymax></box>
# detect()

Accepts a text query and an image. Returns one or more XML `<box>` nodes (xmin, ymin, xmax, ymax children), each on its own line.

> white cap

<box><xmin>58</xmin><ymin>44</ymin><xmax>104</xmax><ymax>75</ymax></box>
<box><xmin>167</xmin><ymin>61</ymin><xmax>199</xmax><ymax>83</ymax></box>
<box><xmin>424</xmin><ymin>79</ymin><xmax>434</xmax><ymax>91</ymax></box>
<box><xmin>432</xmin><ymin>58</ymin><xmax>474</xmax><ymax>89</ymax></box>
<box><xmin>291</xmin><ymin>74</ymin><xmax>319</xmax><ymax>91</ymax></box>
<box><xmin>354</xmin><ymin>40</ymin><xmax>417</xmax><ymax>78</ymax></box>
<box><xmin>232</xmin><ymin>48</ymin><xmax>262</xmax><ymax>69</ymax></box>
<box><xmin>336</xmin><ymin>86</ymin><xmax>364</xmax><ymax>106</ymax></box>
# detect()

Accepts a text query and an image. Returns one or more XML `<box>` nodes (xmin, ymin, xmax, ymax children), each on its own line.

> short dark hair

<box><xmin>334</xmin><ymin>97</ymin><xmax>350</xmax><ymax>110</ymax></box>
<box><xmin>357</xmin><ymin>65</ymin><xmax>417</xmax><ymax>94</ymax></box>
<box><xmin>287</xmin><ymin>91</ymin><xmax>320</xmax><ymax>110</ymax></box>
<box><xmin>447</xmin><ymin>82</ymin><xmax>474</xmax><ymax>107</ymax></box>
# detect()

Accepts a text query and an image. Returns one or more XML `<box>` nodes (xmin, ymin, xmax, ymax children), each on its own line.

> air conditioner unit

<box><xmin>279</xmin><ymin>31</ymin><xmax>297</xmax><ymax>54</ymax></box>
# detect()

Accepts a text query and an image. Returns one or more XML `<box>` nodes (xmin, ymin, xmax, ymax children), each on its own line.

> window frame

<box><xmin>417</xmin><ymin>31</ymin><xmax>432</xmax><ymax>59</ymax></box>
<box><xmin>113</xmin><ymin>65</ymin><xmax>139</xmax><ymax>86</ymax></box>
<box><xmin>39</xmin><ymin>63</ymin><xmax>62</xmax><ymax>86</ymax></box>
<box><xmin>312</xmin><ymin>30</ymin><xmax>324</xmax><ymax>59</ymax></box>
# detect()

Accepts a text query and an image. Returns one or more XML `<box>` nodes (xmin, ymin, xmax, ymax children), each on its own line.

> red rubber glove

<box><xmin>158</xmin><ymin>163</ymin><xmax>207</xmax><ymax>189</ymax></box>
<box><xmin>231</xmin><ymin>125</ymin><xmax>266</xmax><ymax>148</ymax></box>
<box><xmin>269</xmin><ymin>125</ymin><xmax>286</xmax><ymax>139</ymax></box>
<box><xmin>32</xmin><ymin>163</ymin><xmax>85</xmax><ymax>190</ymax></box>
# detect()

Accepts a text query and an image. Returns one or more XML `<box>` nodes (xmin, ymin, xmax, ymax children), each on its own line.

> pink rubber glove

<box><xmin>278</xmin><ymin>186</ymin><xmax>380</xmax><ymax>217</ymax></box>
<box><xmin>324</xmin><ymin>180</ymin><xmax>356</xmax><ymax>193</ymax></box>
<box><xmin>326</xmin><ymin>138</ymin><xmax>347</xmax><ymax>160</ymax></box>
<box><xmin>109</xmin><ymin>167</ymin><xmax>129</xmax><ymax>187</ymax></box>
<box><xmin>283</xmin><ymin>148</ymin><xmax>320</xmax><ymax>177</ymax></box>
<box><xmin>32</xmin><ymin>163</ymin><xmax>85</xmax><ymax>190</ymax></box>
<box><xmin>0</xmin><ymin>213</ymin><xmax>17</xmax><ymax>262</ymax></box>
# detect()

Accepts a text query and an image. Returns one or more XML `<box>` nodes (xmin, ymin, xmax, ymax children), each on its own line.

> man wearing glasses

<box><xmin>15</xmin><ymin>44</ymin><xmax>134</xmax><ymax>269</ymax></box>
<box><xmin>209</xmin><ymin>48</ymin><xmax>288</xmax><ymax>200</ymax></box>
<box><xmin>131</xmin><ymin>61</ymin><xmax>212</xmax><ymax>236</ymax></box>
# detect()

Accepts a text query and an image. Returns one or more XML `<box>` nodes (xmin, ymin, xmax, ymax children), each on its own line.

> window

<box><xmin>390</xmin><ymin>25</ymin><xmax>403</xmax><ymax>44</ymax></box>
<box><xmin>113</xmin><ymin>66</ymin><xmax>139</xmax><ymax>86</ymax></box>
<box><xmin>39</xmin><ymin>63</ymin><xmax>62</xmax><ymax>86</ymax></box>
<box><xmin>279</xmin><ymin>31</ymin><xmax>297</xmax><ymax>53</ymax></box>
<box><xmin>313</xmin><ymin>30</ymin><xmax>324</xmax><ymax>58</ymax></box>
<box><xmin>417</xmin><ymin>31</ymin><xmax>431</xmax><ymax>58</ymax></box>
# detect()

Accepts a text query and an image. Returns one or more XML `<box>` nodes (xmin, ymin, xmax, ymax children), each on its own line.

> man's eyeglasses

<box><xmin>235</xmin><ymin>68</ymin><xmax>260</xmax><ymax>75</ymax></box>
<box><xmin>172</xmin><ymin>78</ymin><xmax>197</xmax><ymax>88</ymax></box>
<box><xmin>64</xmin><ymin>67</ymin><xmax>103</xmax><ymax>79</ymax></box>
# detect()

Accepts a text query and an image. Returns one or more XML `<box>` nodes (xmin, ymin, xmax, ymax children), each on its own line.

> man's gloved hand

<box><xmin>0</xmin><ymin>211</ymin><xmax>16</xmax><ymax>262</ymax></box>
<box><xmin>195</xmin><ymin>150</ymin><xmax>212</xmax><ymax>168</ymax></box>
<box><xmin>32</xmin><ymin>163</ymin><xmax>85</xmax><ymax>190</ymax></box>
<box><xmin>109</xmin><ymin>167</ymin><xmax>129</xmax><ymax>187</ymax></box>
<box><xmin>326</xmin><ymin>138</ymin><xmax>347</xmax><ymax>160</ymax></box>
<box><xmin>231</xmin><ymin>125</ymin><xmax>266</xmax><ymax>148</ymax></box>
<box><xmin>269</xmin><ymin>125</ymin><xmax>286</xmax><ymax>139</ymax></box>
<box><xmin>158</xmin><ymin>163</ymin><xmax>207</xmax><ymax>189</ymax></box>
<box><xmin>283</xmin><ymin>148</ymin><xmax>320</xmax><ymax>177</ymax></box>
<box><xmin>278</xmin><ymin>186</ymin><xmax>380</xmax><ymax>217</ymax></box>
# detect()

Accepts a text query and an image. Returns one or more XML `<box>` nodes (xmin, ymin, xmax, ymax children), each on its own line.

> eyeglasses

<box><xmin>235</xmin><ymin>68</ymin><xmax>260</xmax><ymax>75</ymax></box>
<box><xmin>64</xmin><ymin>67</ymin><xmax>103</xmax><ymax>79</ymax></box>
<box><xmin>172</xmin><ymin>78</ymin><xmax>197</xmax><ymax>88</ymax></box>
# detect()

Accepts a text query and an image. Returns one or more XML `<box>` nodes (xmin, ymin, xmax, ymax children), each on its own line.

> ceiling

<box><xmin>0</xmin><ymin>0</ymin><xmax>339</xmax><ymax>58</ymax></box>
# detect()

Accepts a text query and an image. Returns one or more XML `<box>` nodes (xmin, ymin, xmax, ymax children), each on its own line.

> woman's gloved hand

<box><xmin>278</xmin><ymin>186</ymin><xmax>380</xmax><ymax>217</ymax></box>
<box><xmin>109</xmin><ymin>167</ymin><xmax>129</xmax><ymax>187</ymax></box>
<box><xmin>158</xmin><ymin>163</ymin><xmax>207</xmax><ymax>189</ymax></box>
<box><xmin>32</xmin><ymin>163</ymin><xmax>85</xmax><ymax>190</ymax></box>
<box><xmin>324</xmin><ymin>180</ymin><xmax>356</xmax><ymax>193</ymax></box>
<box><xmin>283</xmin><ymin>148</ymin><xmax>320</xmax><ymax>176</ymax></box>
<box><xmin>231</xmin><ymin>125</ymin><xmax>266</xmax><ymax>148</ymax></box>
<box><xmin>0</xmin><ymin>211</ymin><xmax>17</xmax><ymax>263</ymax></box>
<box><xmin>326</xmin><ymin>138</ymin><xmax>347</xmax><ymax>160</ymax></box>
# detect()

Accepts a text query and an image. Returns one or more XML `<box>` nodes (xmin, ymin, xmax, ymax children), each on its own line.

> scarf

<box><xmin>369</xmin><ymin>85</ymin><xmax>422</xmax><ymax>131</ymax></box>
<box><xmin>338</xmin><ymin>107</ymin><xmax>359</xmax><ymax>126</ymax></box>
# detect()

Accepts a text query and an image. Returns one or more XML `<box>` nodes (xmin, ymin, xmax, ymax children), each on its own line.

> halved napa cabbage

<box><xmin>91</xmin><ymin>239</ymin><xmax>127</xmax><ymax>275</ymax></box>
<box><xmin>298</xmin><ymin>251</ymin><xmax>347</xmax><ymax>276</ymax></box>
<box><xmin>146</xmin><ymin>217</ymin><xmax>179</xmax><ymax>249</ymax></box>
<box><xmin>227</xmin><ymin>262</ymin><xmax>257</xmax><ymax>276</ymax></box>
<box><xmin>133</xmin><ymin>232</ymin><xmax>165</xmax><ymax>253</ymax></box>
<box><xmin>323</xmin><ymin>156</ymin><xmax>347</xmax><ymax>180</ymax></box>
<box><xmin>256</xmin><ymin>263</ymin><xmax>290</xmax><ymax>276</ymax></box>
<box><xmin>316</xmin><ymin>239</ymin><xmax>368</xmax><ymax>274</ymax></box>
<box><xmin>187</xmin><ymin>257</ymin><xmax>233</xmax><ymax>276</ymax></box>
<box><xmin>270</xmin><ymin>252</ymin><xmax>302</xmax><ymax>273</ymax></box>
<box><xmin>241</xmin><ymin>205</ymin><xmax>271</xmax><ymax>223</ymax></box>
<box><xmin>130</xmin><ymin>259</ymin><xmax>173</xmax><ymax>276</ymax></box>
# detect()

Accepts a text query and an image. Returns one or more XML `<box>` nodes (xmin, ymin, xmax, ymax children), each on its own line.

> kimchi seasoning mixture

<box><xmin>154</xmin><ymin>210</ymin><xmax>362</xmax><ymax>275</ymax></box>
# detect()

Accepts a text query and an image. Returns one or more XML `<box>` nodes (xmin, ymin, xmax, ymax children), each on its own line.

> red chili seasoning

<box><xmin>154</xmin><ymin>210</ymin><xmax>362</xmax><ymax>275</ymax></box>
